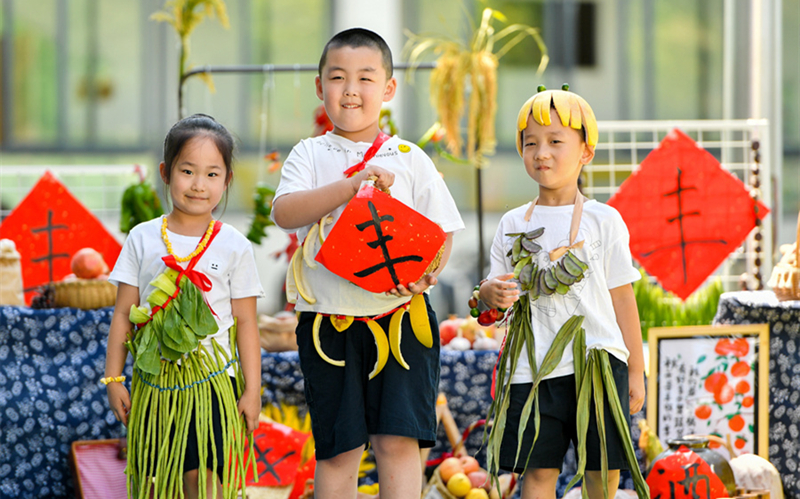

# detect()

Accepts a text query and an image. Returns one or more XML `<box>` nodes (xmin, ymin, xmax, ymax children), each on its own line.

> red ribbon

<box><xmin>136</xmin><ymin>221</ymin><xmax>223</xmax><ymax>327</ymax></box>
<box><xmin>342</xmin><ymin>131</ymin><xmax>391</xmax><ymax>178</ymax></box>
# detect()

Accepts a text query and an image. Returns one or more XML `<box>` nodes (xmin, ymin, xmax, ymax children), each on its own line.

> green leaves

<box><xmin>246</xmin><ymin>184</ymin><xmax>277</xmax><ymax>245</ymax></box>
<box><xmin>120</xmin><ymin>180</ymin><xmax>163</xmax><ymax>234</ymax></box>
<box><xmin>131</xmin><ymin>269</ymin><xmax>218</xmax><ymax>375</ymax></box>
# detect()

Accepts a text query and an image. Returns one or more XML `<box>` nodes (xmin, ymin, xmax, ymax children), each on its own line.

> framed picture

<box><xmin>646</xmin><ymin>324</ymin><xmax>769</xmax><ymax>458</ymax></box>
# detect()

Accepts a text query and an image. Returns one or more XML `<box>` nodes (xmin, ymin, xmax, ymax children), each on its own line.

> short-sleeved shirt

<box><xmin>272</xmin><ymin>132</ymin><xmax>464</xmax><ymax>316</ymax></box>
<box><xmin>109</xmin><ymin>217</ymin><xmax>265</xmax><ymax>360</ymax></box>
<box><xmin>487</xmin><ymin>200</ymin><xmax>640</xmax><ymax>383</ymax></box>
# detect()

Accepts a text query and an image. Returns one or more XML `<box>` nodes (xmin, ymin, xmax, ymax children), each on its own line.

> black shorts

<box><xmin>183</xmin><ymin>376</ymin><xmax>239</xmax><ymax>478</ymax></box>
<box><xmin>296</xmin><ymin>295</ymin><xmax>440</xmax><ymax>460</ymax></box>
<box><xmin>498</xmin><ymin>354</ymin><xmax>631</xmax><ymax>472</ymax></box>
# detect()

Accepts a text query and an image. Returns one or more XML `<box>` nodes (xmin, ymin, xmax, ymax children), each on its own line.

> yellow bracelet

<box><xmin>100</xmin><ymin>376</ymin><xmax>126</xmax><ymax>385</ymax></box>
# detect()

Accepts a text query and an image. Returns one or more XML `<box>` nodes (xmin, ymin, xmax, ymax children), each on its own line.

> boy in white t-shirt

<box><xmin>480</xmin><ymin>86</ymin><xmax>646</xmax><ymax>499</ymax></box>
<box><xmin>271</xmin><ymin>28</ymin><xmax>463</xmax><ymax>499</ymax></box>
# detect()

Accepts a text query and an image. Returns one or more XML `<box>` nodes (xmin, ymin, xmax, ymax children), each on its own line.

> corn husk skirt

<box><xmin>484</xmin><ymin>298</ymin><xmax>650</xmax><ymax>499</ymax></box>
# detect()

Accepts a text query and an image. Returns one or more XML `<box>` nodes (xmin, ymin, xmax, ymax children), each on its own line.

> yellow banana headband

<box><xmin>515</xmin><ymin>84</ymin><xmax>599</xmax><ymax>157</ymax></box>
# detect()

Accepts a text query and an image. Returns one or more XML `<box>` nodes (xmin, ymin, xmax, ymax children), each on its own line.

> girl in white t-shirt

<box><xmin>105</xmin><ymin>114</ymin><xmax>264</xmax><ymax>499</ymax></box>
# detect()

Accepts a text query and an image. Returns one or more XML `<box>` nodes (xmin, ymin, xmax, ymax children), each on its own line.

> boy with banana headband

<box><xmin>479</xmin><ymin>85</ymin><xmax>649</xmax><ymax>499</ymax></box>
<box><xmin>271</xmin><ymin>28</ymin><xmax>463</xmax><ymax>499</ymax></box>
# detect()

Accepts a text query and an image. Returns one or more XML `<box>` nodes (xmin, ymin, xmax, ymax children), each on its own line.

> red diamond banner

<box><xmin>315</xmin><ymin>185</ymin><xmax>446</xmax><ymax>293</ymax></box>
<box><xmin>0</xmin><ymin>171</ymin><xmax>122</xmax><ymax>304</ymax></box>
<box><xmin>608</xmin><ymin>129</ymin><xmax>768</xmax><ymax>300</ymax></box>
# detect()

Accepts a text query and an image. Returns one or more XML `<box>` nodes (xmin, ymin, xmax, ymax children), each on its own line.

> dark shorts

<box><xmin>498</xmin><ymin>354</ymin><xmax>631</xmax><ymax>472</ymax></box>
<box><xmin>296</xmin><ymin>295</ymin><xmax>441</xmax><ymax>461</ymax></box>
<box><xmin>183</xmin><ymin>376</ymin><xmax>238</xmax><ymax>478</ymax></box>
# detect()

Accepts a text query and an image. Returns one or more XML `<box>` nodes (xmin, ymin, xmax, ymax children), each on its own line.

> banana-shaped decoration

<box><xmin>303</xmin><ymin>223</ymin><xmax>319</xmax><ymax>269</ymax></box>
<box><xmin>312</xmin><ymin>313</ymin><xmax>344</xmax><ymax>367</ymax></box>
<box><xmin>318</xmin><ymin>216</ymin><xmax>334</xmax><ymax>245</ymax></box>
<box><xmin>408</xmin><ymin>294</ymin><xmax>433</xmax><ymax>348</ymax></box>
<box><xmin>291</xmin><ymin>245</ymin><xmax>316</xmax><ymax>304</ymax></box>
<box><xmin>389</xmin><ymin>308</ymin><xmax>410</xmax><ymax>370</ymax></box>
<box><xmin>366</xmin><ymin>320</ymin><xmax>389</xmax><ymax>380</ymax></box>
<box><xmin>330</xmin><ymin>315</ymin><xmax>354</xmax><ymax>332</ymax></box>
<box><xmin>285</xmin><ymin>257</ymin><xmax>298</xmax><ymax>304</ymax></box>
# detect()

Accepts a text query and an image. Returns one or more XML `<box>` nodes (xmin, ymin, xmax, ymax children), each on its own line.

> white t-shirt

<box><xmin>272</xmin><ymin>132</ymin><xmax>464</xmax><ymax>316</ymax></box>
<box><xmin>109</xmin><ymin>217</ymin><xmax>265</xmax><ymax>362</ymax></box>
<box><xmin>487</xmin><ymin>200</ymin><xmax>640</xmax><ymax>384</ymax></box>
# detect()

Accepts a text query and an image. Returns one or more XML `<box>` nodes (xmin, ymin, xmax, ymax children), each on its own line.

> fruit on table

<box><xmin>466</xmin><ymin>488</ymin><xmax>490</xmax><ymax>499</ymax></box>
<box><xmin>439</xmin><ymin>457</ymin><xmax>463</xmax><ymax>482</ymax></box>
<box><xmin>467</xmin><ymin>470</ymin><xmax>489</xmax><ymax>490</ymax></box>
<box><xmin>439</xmin><ymin>315</ymin><xmax>464</xmax><ymax>345</ymax></box>
<box><xmin>460</xmin><ymin>456</ymin><xmax>480</xmax><ymax>475</ymax></box>
<box><xmin>446</xmin><ymin>473</ymin><xmax>472</xmax><ymax>498</ymax></box>
<box><xmin>71</xmin><ymin>248</ymin><xmax>109</xmax><ymax>279</ymax></box>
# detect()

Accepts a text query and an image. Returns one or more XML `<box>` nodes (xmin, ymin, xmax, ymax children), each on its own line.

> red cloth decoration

<box><xmin>0</xmin><ymin>171</ymin><xmax>122</xmax><ymax>304</ymax></box>
<box><xmin>315</xmin><ymin>185</ymin><xmax>446</xmax><ymax>293</ymax></box>
<box><xmin>289</xmin><ymin>456</ymin><xmax>316</xmax><ymax>499</ymax></box>
<box><xmin>244</xmin><ymin>421</ymin><xmax>309</xmax><ymax>488</ymax></box>
<box><xmin>646</xmin><ymin>445</ymin><xmax>729</xmax><ymax>499</ymax></box>
<box><xmin>607</xmin><ymin>129</ymin><xmax>769</xmax><ymax>300</ymax></box>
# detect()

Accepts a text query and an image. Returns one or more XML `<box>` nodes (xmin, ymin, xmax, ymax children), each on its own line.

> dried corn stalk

<box><xmin>405</xmin><ymin>8</ymin><xmax>548</xmax><ymax>165</ymax></box>
<box><xmin>151</xmin><ymin>0</ymin><xmax>230</xmax><ymax>91</ymax></box>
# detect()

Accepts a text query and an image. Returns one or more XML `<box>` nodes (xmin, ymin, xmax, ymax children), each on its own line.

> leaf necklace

<box><xmin>161</xmin><ymin>217</ymin><xmax>216</xmax><ymax>263</ymax></box>
<box><xmin>510</xmin><ymin>191</ymin><xmax>590</xmax><ymax>297</ymax></box>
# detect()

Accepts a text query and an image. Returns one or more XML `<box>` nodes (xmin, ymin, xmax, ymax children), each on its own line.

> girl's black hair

<box><xmin>161</xmin><ymin>113</ymin><xmax>235</xmax><ymax>211</ymax></box>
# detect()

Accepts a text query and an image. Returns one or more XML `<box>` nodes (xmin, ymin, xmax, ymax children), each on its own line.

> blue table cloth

<box><xmin>714</xmin><ymin>290</ymin><xmax>800</xmax><ymax>499</ymax></box>
<box><xmin>1</xmin><ymin>306</ymin><xmax>644</xmax><ymax>498</ymax></box>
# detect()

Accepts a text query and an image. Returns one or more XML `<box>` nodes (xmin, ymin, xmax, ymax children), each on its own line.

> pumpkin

<box><xmin>70</xmin><ymin>248</ymin><xmax>109</xmax><ymax>279</ymax></box>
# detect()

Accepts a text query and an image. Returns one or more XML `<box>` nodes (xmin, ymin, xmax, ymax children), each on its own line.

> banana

<box><xmin>330</xmin><ymin>315</ymin><xmax>354</xmax><ymax>332</ymax></box>
<box><xmin>366</xmin><ymin>320</ymin><xmax>389</xmax><ymax>380</ymax></box>
<box><xmin>517</xmin><ymin>95</ymin><xmax>536</xmax><ymax>131</ymax></box>
<box><xmin>389</xmin><ymin>308</ymin><xmax>410</xmax><ymax>370</ymax></box>
<box><xmin>292</xmin><ymin>246</ymin><xmax>316</xmax><ymax>304</ymax></box>
<box><xmin>552</xmin><ymin>91</ymin><xmax>572</xmax><ymax>127</ymax></box>
<box><xmin>569</xmin><ymin>97</ymin><xmax>582</xmax><ymax>130</ymax></box>
<box><xmin>285</xmin><ymin>256</ymin><xmax>298</xmax><ymax>304</ymax></box>
<box><xmin>312</xmin><ymin>313</ymin><xmax>344</xmax><ymax>367</ymax></box>
<box><xmin>578</xmin><ymin>99</ymin><xmax>599</xmax><ymax>146</ymax></box>
<box><xmin>318</xmin><ymin>216</ymin><xmax>334</xmax><ymax>245</ymax></box>
<box><xmin>303</xmin><ymin>223</ymin><xmax>319</xmax><ymax>269</ymax></box>
<box><xmin>409</xmin><ymin>294</ymin><xmax>433</xmax><ymax>348</ymax></box>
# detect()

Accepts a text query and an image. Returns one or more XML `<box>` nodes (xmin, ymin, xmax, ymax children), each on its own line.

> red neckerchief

<box><xmin>139</xmin><ymin>221</ymin><xmax>223</xmax><ymax>327</ymax></box>
<box><xmin>342</xmin><ymin>131</ymin><xmax>391</xmax><ymax>177</ymax></box>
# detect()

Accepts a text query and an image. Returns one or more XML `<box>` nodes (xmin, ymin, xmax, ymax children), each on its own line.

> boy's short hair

<box><xmin>515</xmin><ymin>87</ymin><xmax>598</xmax><ymax>156</ymax></box>
<box><xmin>318</xmin><ymin>28</ymin><xmax>393</xmax><ymax>79</ymax></box>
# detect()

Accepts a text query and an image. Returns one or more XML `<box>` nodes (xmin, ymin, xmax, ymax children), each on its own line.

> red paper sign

<box><xmin>608</xmin><ymin>129</ymin><xmax>768</xmax><ymax>300</ymax></box>
<box><xmin>0</xmin><ymin>171</ymin><xmax>122</xmax><ymax>304</ymax></box>
<box><xmin>315</xmin><ymin>185</ymin><xmax>446</xmax><ymax>293</ymax></box>
<box><xmin>244</xmin><ymin>421</ymin><xmax>309</xmax><ymax>488</ymax></box>
<box><xmin>646</xmin><ymin>445</ymin><xmax>729</xmax><ymax>499</ymax></box>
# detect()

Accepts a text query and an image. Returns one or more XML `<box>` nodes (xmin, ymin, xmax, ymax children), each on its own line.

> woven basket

<box><xmin>768</xmin><ymin>211</ymin><xmax>800</xmax><ymax>301</ymax></box>
<box><xmin>53</xmin><ymin>279</ymin><xmax>116</xmax><ymax>309</ymax></box>
<box><xmin>422</xmin><ymin>467</ymin><xmax>459</xmax><ymax>499</ymax></box>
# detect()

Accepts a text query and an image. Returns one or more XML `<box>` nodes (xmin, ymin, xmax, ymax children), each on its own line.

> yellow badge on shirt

<box><xmin>398</xmin><ymin>144</ymin><xmax>411</xmax><ymax>153</ymax></box>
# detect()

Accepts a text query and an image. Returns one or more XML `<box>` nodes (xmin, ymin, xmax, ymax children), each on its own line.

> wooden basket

<box><xmin>768</xmin><ymin>211</ymin><xmax>800</xmax><ymax>301</ymax></box>
<box><xmin>52</xmin><ymin>279</ymin><xmax>116</xmax><ymax>309</ymax></box>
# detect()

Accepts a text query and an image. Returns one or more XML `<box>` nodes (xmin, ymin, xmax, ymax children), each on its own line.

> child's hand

<box><xmin>629</xmin><ymin>368</ymin><xmax>645</xmax><ymax>414</ymax></box>
<box><xmin>238</xmin><ymin>388</ymin><xmax>262</xmax><ymax>435</ymax></box>
<box><xmin>351</xmin><ymin>165</ymin><xmax>395</xmax><ymax>194</ymax></box>
<box><xmin>479</xmin><ymin>273</ymin><xmax>520</xmax><ymax>309</ymax></box>
<box><xmin>107</xmin><ymin>383</ymin><xmax>131</xmax><ymax>426</ymax></box>
<box><xmin>386</xmin><ymin>274</ymin><xmax>437</xmax><ymax>297</ymax></box>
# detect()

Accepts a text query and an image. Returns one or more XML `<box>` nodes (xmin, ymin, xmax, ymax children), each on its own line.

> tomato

<box><xmin>714</xmin><ymin>383</ymin><xmax>735</xmax><ymax>405</ymax></box>
<box><xmin>735</xmin><ymin>438</ymin><xmax>746</xmax><ymax>450</ymax></box>
<box><xmin>704</xmin><ymin>372</ymin><xmax>728</xmax><ymax>394</ymax></box>
<box><xmin>742</xmin><ymin>396</ymin><xmax>754</xmax><ymax>408</ymax></box>
<box><xmin>735</xmin><ymin>380</ymin><xmax>751</xmax><ymax>394</ymax></box>
<box><xmin>730</xmin><ymin>361</ymin><xmax>750</xmax><ymax>377</ymax></box>
<box><xmin>694</xmin><ymin>405</ymin><xmax>712</xmax><ymax>420</ymax></box>
<box><xmin>728</xmin><ymin>414</ymin><xmax>745</xmax><ymax>432</ymax></box>
<box><xmin>714</xmin><ymin>338</ymin><xmax>750</xmax><ymax>358</ymax></box>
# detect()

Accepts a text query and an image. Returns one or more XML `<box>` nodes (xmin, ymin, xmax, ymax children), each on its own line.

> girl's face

<box><xmin>160</xmin><ymin>136</ymin><xmax>229</xmax><ymax>219</ymax></box>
